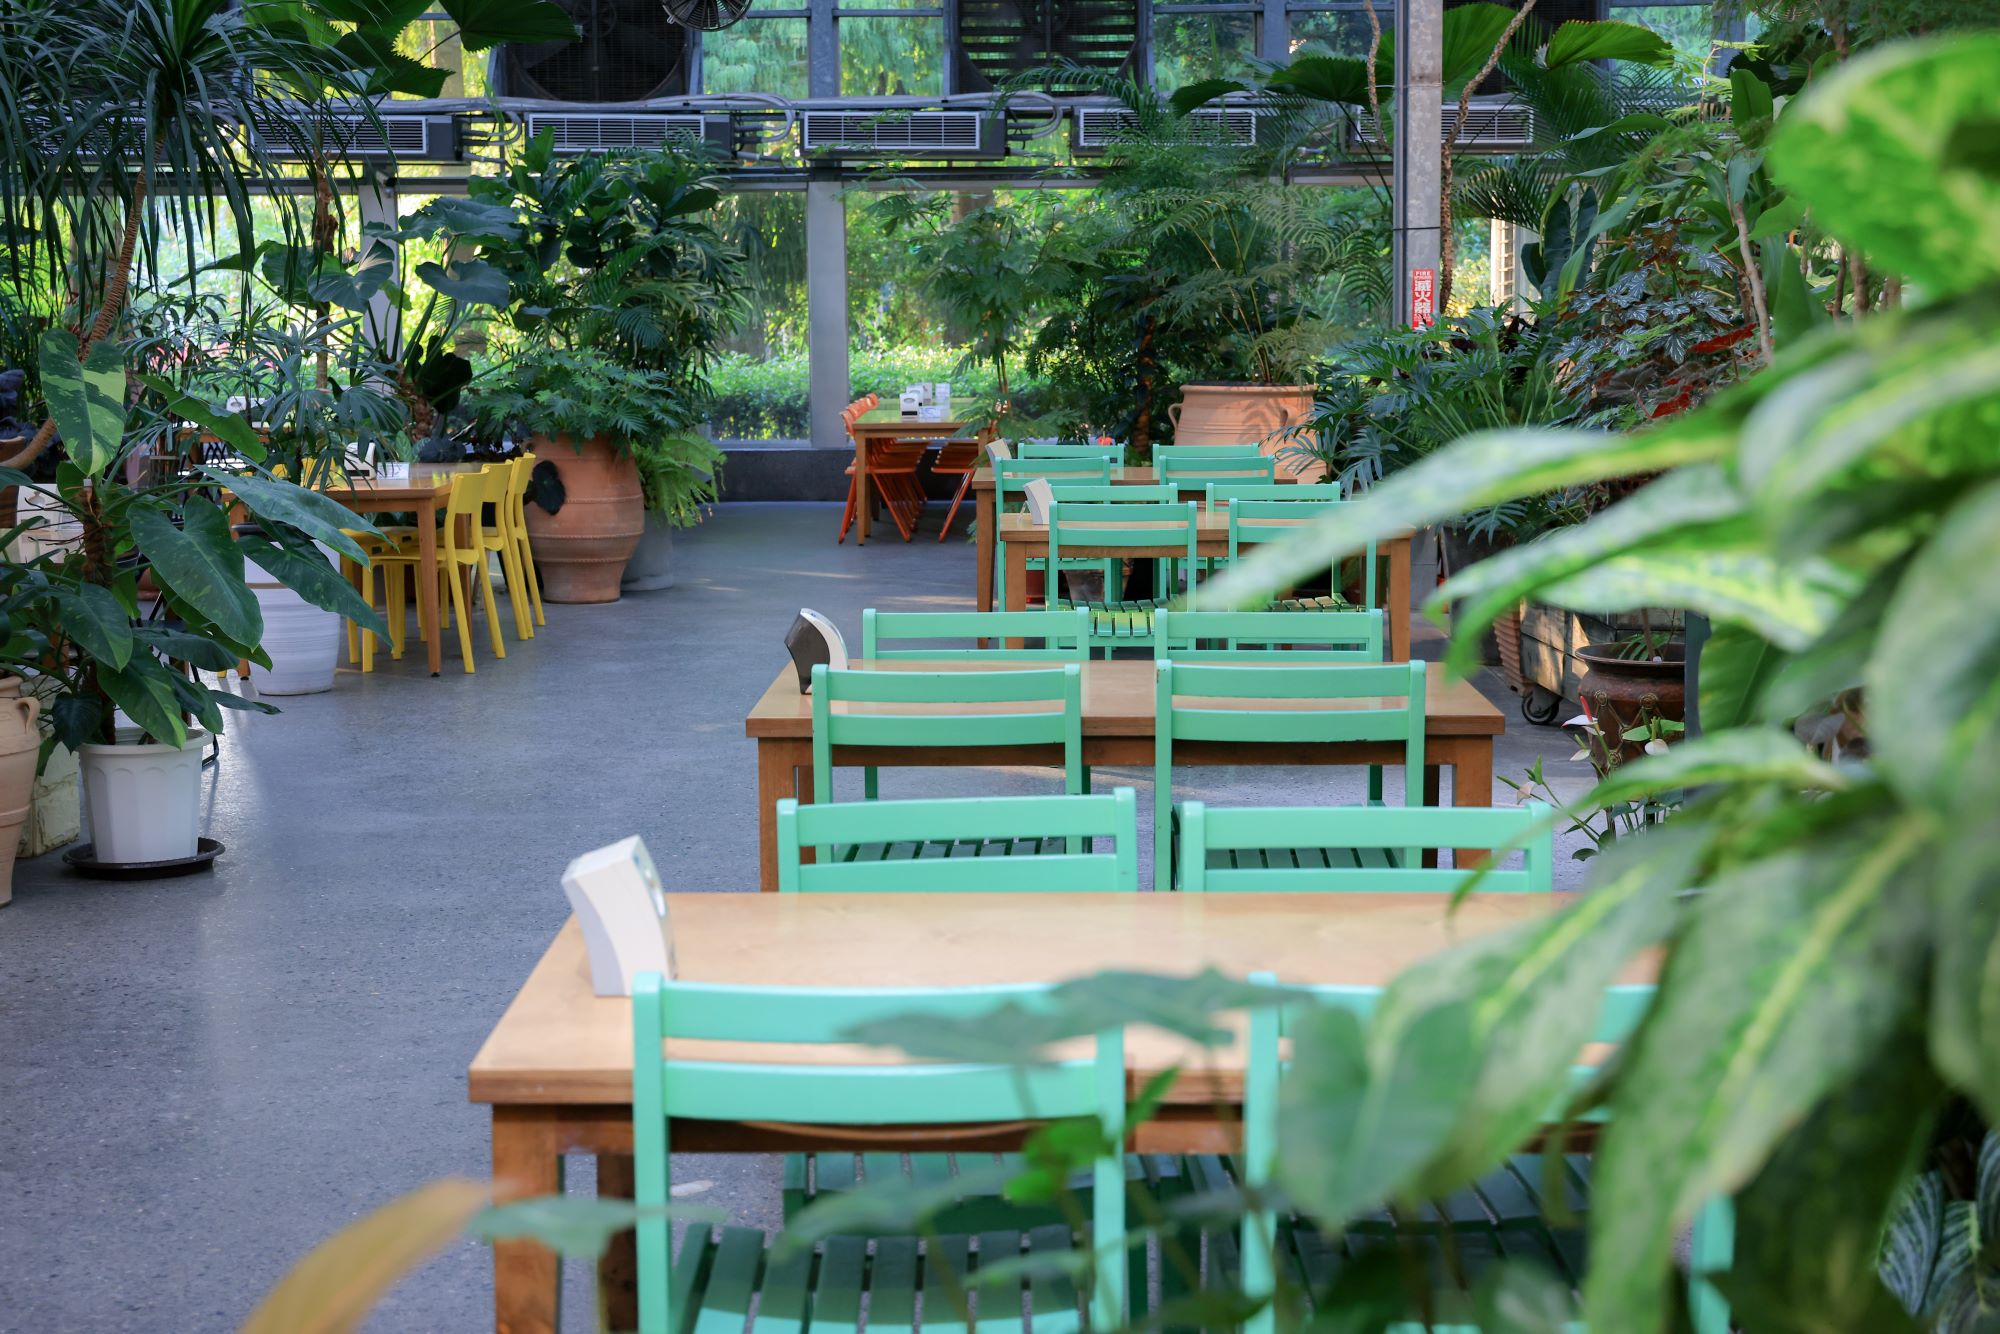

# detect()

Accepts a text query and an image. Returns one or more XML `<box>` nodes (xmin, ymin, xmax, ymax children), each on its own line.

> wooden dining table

<box><xmin>743</xmin><ymin>658</ymin><xmax>1502</xmax><ymax>893</ymax></box>
<box><xmin>849</xmin><ymin>408</ymin><xmax>973</xmax><ymax>545</ymax></box>
<box><xmin>470</xmin><ymin>890</ymin><xmax>1647</xmax><ymax>1334</ymax></box>
<box><xmin>320</xmin><ymin>463</ymin><xmax>481</xmax><ymax>676</ymax></box>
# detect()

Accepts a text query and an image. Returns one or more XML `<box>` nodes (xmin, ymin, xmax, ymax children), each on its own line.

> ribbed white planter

<box><xmin>246</xmin><ymin>582</ymin><xmax>342</xmax><ymax>695</ymax></box>
<box><xmin>621</xmin><ymin>512</ymin><xmax>677</xmax><ymax>592</ymax></box>
<box><xmin>80</xmin><ymin>729</ymin><xmax>208</xmax><ymax>864</ymax></box>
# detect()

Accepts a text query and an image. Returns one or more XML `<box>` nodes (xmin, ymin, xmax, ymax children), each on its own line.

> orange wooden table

<box><xmin>743</xmin><ymin>658</ymin><xmax>1502</xmax><ymax>892</ymax></box>
<box><xmin>470</xmin><ymin>891</ymin><xmax>1645</xmax><ymax>1334</ymax></box>
<box><xmin>321</xmin><ymin>464</ymin><xmax>479</xmax><ymax>676</ymax></box>
<box><xmin>849</xmin><ymin>408</ymin><xmax>971</xmax><ymax>544</ymax></box>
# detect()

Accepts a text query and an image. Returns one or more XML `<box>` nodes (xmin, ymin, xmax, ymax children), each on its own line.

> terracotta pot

<box><xmin>526</xmin><ymin>434</ymin><xmax>644</xmax><ymax>604</ymax></box>
<box><xmin>1166</xmin><ymin>383</ymin><xmax>1318</xmax><ymax>476</ymax></box>
<box><xmin>0</xmin><ymin>676</ymin><xmax>40</xmax><ymax>906</ymax></box>
<box><xmin>1577</xmin><ymin>641</ymin><xmax>1686</xmax><ymax>768</ymax></box>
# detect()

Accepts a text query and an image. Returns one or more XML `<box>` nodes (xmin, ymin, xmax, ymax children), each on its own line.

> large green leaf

<box><xmin>97</xmin><ymin>659</ymin><xmax>189</xmax><ymax>747</ymax></box>
<box><xmin>1767</xmin><ymin>34</ymin><xmax>2000</xmax><ymax>295</ymax></box>
<box><xmin>130</xmin><ymin>501</ymin><xmax>262</xmax><ymax>648</ymax></box>
<box><xmin>1198</xmin><ymin>419</ymin><xmax>1736</xmax><ymax>612</ymax></box>
<box><xmin>56</xmin><ymin>581</ymin><xmax>133</xmax><ymax>672</ymax></box>
<box><xmin>307</xmin><ymin>240</ymin><xmax>396</xmax><ymax>313</ymax></box>
<box><xmin>1717</xmin><ymin>1030</ymin><xmax>1937</xmax><ymax>1334</ymax></box>
<box><xmin>1537</xmin><ymin>549</ymin><xmax>1854</xmax><ymax>653</ymax></box>
<box><xmin>413</xmin><ymin>257</ymin><xmax>510</xmax><ymax>308</ymax></box>
<box><xmin>1583</xmin><ymin>814</ymin><xmax>1933</xmax><ymax>1332</ymax></box>
<box><xmin>1278</xmin><ymin>825</ymin><xmax>1699</xmax><ymax>1226</ymax></box>
<box><xmin>438</xmin><ymin>0</ymin><xmax>580</xmax><ymax>51</ymax></box>
<box><xmin>1265</xmin><ymin>56</ymin><xmax>1372</xmax><ymax>107</ymax></box>
<box><xmin>1430</xmin><ymin>467</ymin><xmax>1749</xmax><ymax>680</ymax></box>
<box><xmin>211</xmin><ymin>470</ymin><xmax>374</xmax><ymax>563</ymax></box>
<box><xmin>242</xmin><ymin>538</ymin><xmax>390</xmax><ymax>639</ymax></box>
<box><xmin>1439</xmin><ymin>3</ymin><xmax>1521</xmax><ymax>94</ymax></box>
<box><xmin>132</xmin><ymin>624</ymin><xmax>241</xmax><ymax>674</ymax></box>
<box><xmin>1867</xmin><ymin>479</ymin><xmax>2000</xmax><ymax>815</ymax></box>
<box><xmin>39</xmin><ymin>330</ymin><xmax>127</xmax><ymax>476</ymax></box>
<box><xmin>1930</xmin><ymin>831</ymin><xmax>2000</xmax><ymax>1126</ymax></box>
<box><xmin>1578</xmin><ymin>729</ymin><xmax>1850</xmax><ymax>813</ymax></box>
<box><xmin>1699</xmin><ymin>624</ymin><xmax>1787</xmax><ymax>733</ymax></box>
<box><xmin>138</xmin><ymin>375</ymin><xmax>266</xmax><ymax>464</ymax></box>
<box><xmin>1541</xmin><ymin>20</ymin><xmax>1671</xmax><ymax>70</ymax></box>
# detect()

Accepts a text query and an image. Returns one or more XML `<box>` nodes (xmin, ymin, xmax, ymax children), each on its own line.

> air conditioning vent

<box><xmin>496</xmin><ymin>0</ymin><xmax>690</xmax><ymax>101</ymax></box>
<box><xmin>1072</xmin><ymin>105</ymin><xmax>1263</xmax><ymax>153</ymax></box>
<box><xmin>253</xmin><ymin>112</ymin><xmax>459</xmax><ymax>162</ymax></box>
<box><xmin>521</xmin><ymin>113</ymin><xmax>732</xmax><ymax>156</ymax></box>
<box><xmin>1349</xmin><ymin>99</ymin><xmax>1533</xmax><ymax>152</ymax></box>
<box><xmin>799</xmin><ymin>110</ymin><xmax>1004</xmax><ymax>157</ymax></box>
<box><xmin>954</xmin><ymin>0</ymin><xmax>1139</xmax><ymax>94</ymax></box>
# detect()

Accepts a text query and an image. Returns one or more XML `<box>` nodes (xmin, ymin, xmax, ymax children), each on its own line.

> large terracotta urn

<box><xmin>1166</xmin><ymin>383</ymin><xmax>1318</xmax><ymax>475</ymax></box>
<box><xmin>1577</xmin><ymin>641</ymin><xmax>1687</xmax><ymax>768</ymax></box>
<box><xmin>0</xmin><ymin>676</ymin><xmax>40</xmax><ymax>906</ymax></box>
<box><xmin>526</xmin><ymin>433</ymin><xmax>644</xmax><ymax>604</ymax></box>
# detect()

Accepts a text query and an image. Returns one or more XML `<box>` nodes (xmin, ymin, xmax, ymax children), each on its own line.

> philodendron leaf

<box><xmin>56</xmin><ymin>580</ymin><xmax>132</xmax><ymax>671</ymax></box>
<box><xmin>1431</xmin><ymin>466</ymin><xmax>1748</xmax><ymax>680</ymax></box>
<box><xmin>1583</xmin><ymin>814</ymin><xmax>1934</xmax><ymax>1333</ymax></box>
<box><xmin>130</xmin><ymin>500</ymin><xmax>262</xmax><ymax>648</ymax></box>
<box><xmin>242</xmin><ymin>538</ymin><xmax>390</xmax><ymax>639</ymax></box>
<box><xmin>1279</xmin><ymin>824</ymin><xmax>1701</xmax><ymax>1227</ymax></box>
<box><xmin>1699</xmin><ymin>623</ymin><xmax>1787</xmax><ymax>733</ymax></box>
<box><xmin>772</xmin><ymin>1160</ymin><xmax>1016</xmax><ymax>1257</ymax></box>
<box><xmin>1536</xmin><ymin>548</ymin><xmax>1855</xmax><ymax>653</ymax></box>
<box><xmin>1717</xmin><ymin>1024</ymin><xmax>1938</xmax><ymax>1334</ymax></box>
<box><xmin>208</xmin><ymin>469</ymin><xmax>374</xmax><ymax>562</ymax></box>
<box><xmin>1767</xmin><ymin>34</ymin><xmax>2000</xmax><ymax>296</ymax></box>
<box><xmin>1197</xmin><ymin>419</ymin><xmax>1737</xmax><ymax>614</ymax></box>
<box><xmin>96</xmin><ymin>660</ymin><xmax>188</xmax><ymax>747</ymax></box>
<box><xmin>414</xmin><ymin>257</ymin><xmax>510</xmax><ymax>308</ymax></box>
<box><xmin>38</xmin><ymin>330</ymin><xmax>126</xmax><ymax>476</ymax></box>
<box><xmin>1867</xmin><ymin>478</ymin><xmax>2000</xmax><ymax>818</ymax></box>
<box><xmin>1576</xmin><ymin>729</ymin><xmax>1851</xmax><ymax>813</ymax></box>
<box><xmin>138</xmin><ymin>374</ymin><xmax>266</xmax><ymax>463</ymax></box>
<box><xmin>240</xmin><ymin>1179</ymin><xmax>489</xmax><ymax>1334</ymax></box>
<box><xmin>1929</xmin><ymin>831</ymin><xmax>2000</xmax><ymax>1126</ymax></box>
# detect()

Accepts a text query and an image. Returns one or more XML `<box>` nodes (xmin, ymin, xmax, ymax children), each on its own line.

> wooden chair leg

<box><xmin>837</xmin><ymin>472</ymin><xmax>859</xmax><ymax>543</ymax></box>
<box><xmin>938</xmin><ymin>470</ymin><xmax>975</xmax><ymax>541</ymax></box>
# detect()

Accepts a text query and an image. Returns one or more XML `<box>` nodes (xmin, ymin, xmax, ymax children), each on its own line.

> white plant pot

<box><xmin>80</xmin><ymin>729</ymin><xmax>208</xmax><ymax>864</ymax></box>
<box><xmin>621</xmin><ymin>512</ymin><xmax>677</xmax><ymax>592</ymax></box>
<box><xmin>248</xmin><ymin>582</ymin><xmax>341</xmax><ymax>695</ymax></box>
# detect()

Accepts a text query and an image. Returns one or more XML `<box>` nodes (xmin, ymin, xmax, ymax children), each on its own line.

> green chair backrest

<box><xmin>1153</xmin><ymin>659</ymin><xmax>1426</xmax><ymax>885</ymax></box>
<box><xmin>1159</xmin><ymin>453</ymin><xmax>1278</xmax><ymax>490</ymax></box>
<box><xmin>1228</xmin><ymin>497</ymin><xmax>1376</xmax><ymax>609</ymax></box>
<box><xmin>1043</xmin><ymin>483</ymin><xmax>1180</xmax><ymax>504</ymax></box>
<box><xmin>1158</xmin><ymin>443</ymin><xmax>1265</xmax><ymax>456</ymax></box>
<box><xmin>1178</xmin><ymin>800</ymin><xmax>1553</xmax><ymax>892</ymax></box>
<box><xmin>1019</xmin><ymin>441</ymin><xmax>1127</xmax><ymax>461</ymax></box>
<box><xmin>1203</xmin><ymin>481</ymin><xmax>1301</xmax><ymax>505</ymax></box>
<box><xmin>776</xmin><ymin>790</ymin><xmax>1140</xmax><ymax>891</ymax></box>
<box><xmin>1237</xmin><ymin>976</ymin><xmax>1681</xmax><ymax>1334</ymax></box>
<box><xmin>861</xmin><ymin>608</ymin><xmax>1091</xmax><ymax>662</ymax></box>
<box><xmin>1047</xmin><ymin>500</ymin><xmax>1199</xmax><ymax>577</ymax></box>
<box><xmin>995</xmin><ymin>457</ymin><xmax>1114</xmax><ymax>509</ymax></box>
<box><xmin>1151</xmin><ymin>607</ymin><xmax>1384</xmax><ymax>663</ymax></box>
<box><xmin>811</xmin><ymin>663</ymin><xmax>1084</xmax><ymax>812</ymax></box>
<box><xmin>633</xmin><ymin>975</ymin><xmax>1129</xmax><ymax>1333</ymax></box>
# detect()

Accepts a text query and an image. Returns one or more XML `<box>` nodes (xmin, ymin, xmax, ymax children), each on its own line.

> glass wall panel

<box><xmin>703</xmin><ymin>18</ymin><xmax>811</xmax><ymax>97</ymax></box>
<box><xmin>841</xmin><ymin>16</ymin><xmax>946</xmax><ymax>94</ymax></box>
<box><xmin>1286</xmin><ymin>7</ymin><xmax>1384</xmax><ymax>59</ymax></box>
<box><xmin>1152</xmin><ymin>8</ymin><xmax>1260</xmax><ymax>90</ymax></box>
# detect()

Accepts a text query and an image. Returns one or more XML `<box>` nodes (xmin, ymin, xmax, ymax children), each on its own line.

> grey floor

<box><xmin>0</xmin><ymin>503</ymin><xmax>1594</xmax><ymax>1333</ymax></box>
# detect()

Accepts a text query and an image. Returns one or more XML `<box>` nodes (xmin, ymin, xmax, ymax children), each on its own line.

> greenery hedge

<box><xmin>706</xmin><ymin>347</ymin><xmax>1049</xmax><ymax>440</ymax></box>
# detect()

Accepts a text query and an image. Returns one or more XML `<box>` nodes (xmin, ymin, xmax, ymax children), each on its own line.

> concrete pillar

<box><xmin>356</xmin><ymin>169</ymin><xmax>400</xmax><ymax>358</ymax></box>
<box><xmin>1392</xmin><ymin>0</ymin><xmax>1442</xmax><ymax>328</ymax></box>
<box><xmin>806</xmin><ymin>178</ymin><xmax>850</xmax><ymax>450</ymax></box>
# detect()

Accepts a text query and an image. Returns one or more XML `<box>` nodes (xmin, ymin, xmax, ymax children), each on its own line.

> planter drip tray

<box><xmin>62</xmin><ymin>838</ymin><xmax>224</xmax><ymax>880</ymax></box>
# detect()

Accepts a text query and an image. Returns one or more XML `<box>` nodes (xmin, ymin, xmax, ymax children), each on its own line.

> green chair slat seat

<box><xmin>633</xmin><ymin>977</ymin><xmax>1129</xmax><ymax>1334</ymax></box>
<box><xmin>1047</xmin><ymin>499</ymin><xmax>1201</xmax><ymax>652</ymax></box>
<box><xmin>777</xmin><ymin>790</ymin><xmax>1140</xmax><ymax>891</ymax></box>
<box><xmin>1224</xmin><ymin>495</ymin><xmax>1376</xmax><ymax>612</ymax></box>
<box><xmin>1177</xmin><ymin>802</ymin><xmax>1555</xmax><ymax>893</ymax></box>
<box><xmin>993</xmin><ymin>457</ymin><xmax>1114</xmax><ymax>612</ymax></box>
<box><xmin>1150</xmin><ymin>607</ymin><xmax>1384</xmax><ymax>663</ymax></box>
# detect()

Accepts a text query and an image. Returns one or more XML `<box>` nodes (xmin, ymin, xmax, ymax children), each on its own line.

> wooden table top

<box><xmin>853</xmin><ymin>408</ymin><xmax>972</xmax><ymax>436</ymax></box>
<box><xmin>972</xmin><ymin>465</ymin><xmax>1305</xmax><ymax>493</ymax></box>
<box><xmin>322</xmin><ymin>462</ymin><xmax>479</xmax><ymax>503</ymax></box>
<box><xmin>744</xmin><ymin>659</ymin><xmax>1502</xmax><ymax>739</ymax></box>
<box><xmin>469</xmin><ymin>893</ymin><xmax>1647</xmax><ymax>1106</ymax></box>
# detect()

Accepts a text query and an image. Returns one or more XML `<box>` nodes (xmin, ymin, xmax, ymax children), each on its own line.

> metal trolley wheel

<box><xmin>1520</xmin><ymin>687</ymin><xmax>1563</xmax><ymax>726</ymax></box>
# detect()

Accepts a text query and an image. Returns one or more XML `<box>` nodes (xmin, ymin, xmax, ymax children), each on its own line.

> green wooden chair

<box><xmin>811</xmin><ymin>662</ymin><xmax>1082</xmax><ymax>809</ymax></box>
<box><xmin>776</xmin><ymin>790</ymin><xmax>1140</xmax><ymax>891</ymax></box>
<box><xmin>1234</xmin><ymin>976</ymin><xmax>1733</xmax><ymax>1334</ymax></box>
<box><xmin>1203</xmin><ymin>481</ymin><xmax>1302</xmax><ymax>505</ymax></box>
<box><xmin>861</xmin><ymin>608</ymin><xmax>1092</xmax><ymax>662</ymax></box>
<box><xmin>1018</xmin><ymin>441</ymin><xmax>1128</xmax><ymax>461</ymax></box>
<box><xmin>1156</xmin><ymin>443</ymin><xmax>1265</xmax><ymax>456</ymax></box>
<box><xmin>1177</xmin><ymin>801</ymin><xmax>1552</xmax><ymax>892</ymax></box>
<box><xmin>1047</xmin><ymin>499</ymin><xmax>1200</xmax><ymax>650</ymax></box>
<box><xmin>1151</xmin><ymin>607</ymin><xmax>1385</xmax><ymax>663</ymax></box>
<box><xmin>1036</xmin><ymin>483</ymin><xmax>1179</xmax><ymax>609</ymax></box>
<box><xmin>1158</xmin><ymin>452</ymin><xmax>1277</xmax><ymax>494</ymax></box>
<box><xmin>1228</xmin><ymin>495</ymin><xmax>1376</xmax><ymax>612</ymax></box>
<box><xmin>994</xmin><ymin>457</ymin><xmax>1113</xmax><ymax>611</ymax></box>
<box><xmin>1153</xmin><ymin>659</ymin><xmax>1426</xmax><ymax>889</ymax></box>
<box><xmin>632</xmin><ymin>974</ymin><xmax>1130</xmax><ymax>1334</ymax></box>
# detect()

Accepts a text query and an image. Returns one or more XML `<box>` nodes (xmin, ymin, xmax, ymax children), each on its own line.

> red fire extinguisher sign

<box><xmin>1410</xmin><ymin>268</ymin><xmax>1436</xmax><ymax>329</ymax></box>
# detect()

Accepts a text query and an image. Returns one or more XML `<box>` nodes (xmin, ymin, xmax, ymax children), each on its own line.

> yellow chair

<box><xmin>367</xmin><ymin>468</ymin><xmax>508</xmax><ymax>673</ymax></box>
<box><xmin>502</xmin><ymin>454</ymin><xmax>545</xmax><ymax>630</ymax></box>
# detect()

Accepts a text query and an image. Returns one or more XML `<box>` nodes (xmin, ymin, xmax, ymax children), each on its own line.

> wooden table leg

<box><xmin>492</xmin><ymin>1107</ymin><xmax>563</xmax><ymax>1334</ymax></box>
<box><xmin>975</xmin><ymin>485</ymin><xmax>995</xmax><ymax>614</ymax></box>
<box><xmin>1450</xmin><ymin>737</ymin><xmax>1494</xmax><ymax>869</ymax></box>
<box><xmin>1421</xmin><ymin>764</ymin><xmax>1442</xmax><ymax>869</ymax></box>
<box><xmin>1004</xmin><ymin>539</ymin><xmax>1031</xmax><ymax>649</ymax></box>
<box><xmin>757</xmin><ymin>738</ymin><xmax>813</xmax><ymax>892</ymax></box>
<box><xmin>854</xmin><ymin>436</ymin><xmax>871</xmax><ymax>546</ymax></box>
<box><xmin>596</xmin><ymin>1154</ymin><xmax>637</xmax><ymax>1333</ymax></box>
<box><xmin>1387</xmin><ymin>535</ymin><xmax>1413</xmax><ymax>663</ymax></box>
<box><xmin>419</xmin><ymin>495</ymin><xmax>443</xmax><ymax>676</ymax></box>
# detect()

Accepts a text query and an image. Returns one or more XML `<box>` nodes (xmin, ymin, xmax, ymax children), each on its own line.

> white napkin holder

<box><xmin>899</xmin><ymin>390</ymin><xmax>922</xmax><ymax>418</ymax></box>
<box><xmin>562</xmin><ymin>835</ymin><xmax>676</xmax><ymax>997</ymax></box>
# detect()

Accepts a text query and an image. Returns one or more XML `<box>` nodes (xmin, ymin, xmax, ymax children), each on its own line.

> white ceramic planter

<box><xmin>621</xmin><ymin>512</ymin><xmax>677</xmax><ymax>592</ymax></box>
<box><xmin>247</xmin><ymin>582</ymin><xmax>341</xmax><ymax>695</ymax></box>
<box><xmin>80</xmin><ymin>729</ymin><xmax>208</xmax><ymax>864</ymax></box>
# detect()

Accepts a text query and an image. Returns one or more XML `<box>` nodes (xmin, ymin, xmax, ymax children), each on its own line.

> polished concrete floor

<box><xmin>0</xmin><ymin>504</ymin><xmax>1593</xmax><ymax>1332</ymax></box>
